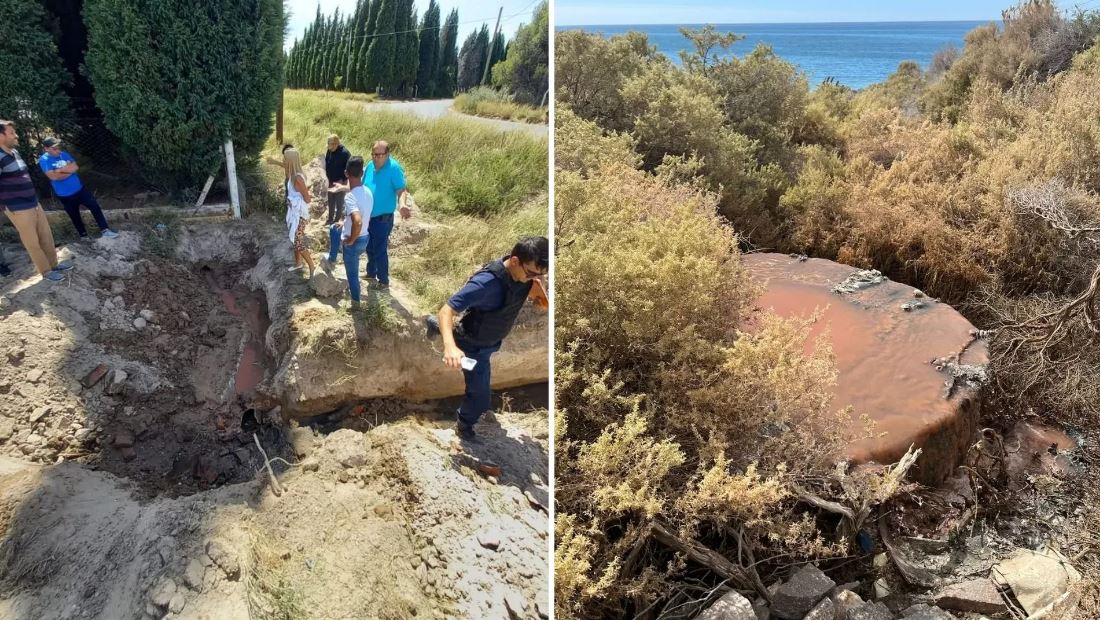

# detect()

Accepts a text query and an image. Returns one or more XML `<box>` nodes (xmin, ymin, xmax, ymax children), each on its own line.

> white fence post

<box><xmin>224</xmin><ymin>139</ymin><xmax>241</xmax><ymax>219</ymax></box>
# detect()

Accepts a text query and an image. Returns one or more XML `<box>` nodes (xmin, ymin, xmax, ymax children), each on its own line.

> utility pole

<box><xmin>481</xmin><ymin>6</ymin><xmax>503</xmax><ymax>86</ymax></box>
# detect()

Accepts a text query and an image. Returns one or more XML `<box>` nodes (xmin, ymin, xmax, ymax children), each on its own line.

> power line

<box><xmin>287</xmin><ymin>0</ymin><xmax>540</xmax><ymax>48</ymax></box>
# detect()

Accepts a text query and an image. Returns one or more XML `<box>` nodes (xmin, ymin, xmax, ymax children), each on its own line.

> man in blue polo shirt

<box><xmin>363</xmin><ymin>140</ymin><xmax>412</xmax><ymax>290</ymax></box>
<box><xmin>0</xmin><ymin>121</ymin><xmax>72</xmax><ymax>281</ymax></box>
<box><xmin>38</xmin><ymin>137</ymin><xmax>118</xmax><ymax>240</ymax></box>
<box><xmin>427</xmin><ymin>236</ymin><xmax>549</xmax><ymax>441</ymax></box>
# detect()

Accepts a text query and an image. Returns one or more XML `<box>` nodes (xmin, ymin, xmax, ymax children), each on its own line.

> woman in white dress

<box><xmin>282</xmin><ymin>148</ymin><xmax>315</xmax><ymax>277</ymax></box>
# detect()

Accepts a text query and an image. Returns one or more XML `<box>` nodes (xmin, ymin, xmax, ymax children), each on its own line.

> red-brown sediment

<box><xmin>742</xmin><ymin>253</ymin><xmax>988</xmax><ymax>484</ymax></box>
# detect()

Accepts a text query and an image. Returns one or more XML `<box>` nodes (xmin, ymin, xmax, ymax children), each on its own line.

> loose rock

<box><xmin>848</xmin><ymin>601</ymin><xmax>893</xmax><ymax>620</ymax></box>
<box><xmin>205</xmin><ymin>540</ymin><xmax>241</xmax><ymax>581</ymax></box>
<box><xmin>770</xmin><ymin>564</ymin><xmax>835</xmax><ymax>620</ymax></box>
<box><xmin>934</xmin><ymin>578</ymin><xmax>1006</xmax><ymax>615</ymax></box>
<box><xmin>697</xmin><ymin>589</ymin><xmax>758</xmax><ymax>620</ymax></box>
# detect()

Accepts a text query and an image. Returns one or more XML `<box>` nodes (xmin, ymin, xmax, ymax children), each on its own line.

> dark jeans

<box><xmin>325</xmin><ymin>189</ymin><xmax>345</xmax><ymax>225</ymax></box>
<box><xmin>58</xmin><ymin>188</ymin><xmax>110</xmax><ymax>237</ymax></box>
<box><xmin>456</xmin><ymin>338</ymin><xmax>500</xmax><ymax>428</ymax></box>
<box><xmin>365</xmin><ymin>214</ymin><xmax>394</xmax><ymax>285</ymax></box>
<box><xmin>328</xmin><ymin>224</ymin><xmax>370</xmax><ymax>302</ymax></box>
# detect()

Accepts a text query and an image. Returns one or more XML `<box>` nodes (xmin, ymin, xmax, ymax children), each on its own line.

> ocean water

<box><xmin>557</xmin><ymin>21</ymin><xmax>990</xmax><ymax>89</ymax></box>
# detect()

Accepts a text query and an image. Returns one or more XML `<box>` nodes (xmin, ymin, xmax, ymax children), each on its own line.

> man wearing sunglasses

<box><xmin>427</xmin><ymin>236</ymin><xmax>549</xmax><ymax>441</ymax></box>
<box><xmin>363</xmin><ymin>140</ymin><xmax>411</xmax><ymax>290</ymax></box>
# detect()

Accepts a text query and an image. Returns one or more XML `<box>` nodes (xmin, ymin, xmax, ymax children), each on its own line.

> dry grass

<box><xmin>454</xmin><ymin>87</ymin><xmax>548</xmax><ymax>123</ymax></box>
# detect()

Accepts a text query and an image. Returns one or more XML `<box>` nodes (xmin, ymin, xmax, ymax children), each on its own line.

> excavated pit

<box><xmin>83</xmin><ymin>253</ymin><xmax>291</xmax><ymax>497</ymax></box>
<box><xmin>743</xmin><ymin>253</ymin><xmax>989</xmax><ymax>484</ymax></box>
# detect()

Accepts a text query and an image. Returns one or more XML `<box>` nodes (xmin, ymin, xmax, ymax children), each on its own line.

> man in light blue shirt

<box><xmin>363</xmin><ymin>140</ymin><xmax>411</xmax><ymax>290</ymax></box>
<box><xmin>38</xmin><ymin>137</ymin><xmax>118</xmax><ymax>240</ymax></box>
<box><xmin>324</xmin><ymin>156</ymin><xmax>373</xmax><ymax>307</ymax></box>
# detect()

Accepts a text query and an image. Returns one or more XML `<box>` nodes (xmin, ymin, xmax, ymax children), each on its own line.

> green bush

<box><xmin>83</xmin><ymin>0</ymin><xmax>284</xmax><ymax>188</ymax></box>
<box><xmin>491</xmin><ymin>1</ymin><xmax>549</xmax><ymax>105</ymax></box>
<box><xmin>0</xmin><ymin>0</ymin><xmax>73</xmax><ymax>143</ymax></box>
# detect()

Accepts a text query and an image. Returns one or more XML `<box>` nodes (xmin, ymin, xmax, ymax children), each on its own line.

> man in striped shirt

<box><xmin>0</xmin><ymin>120</ymin><xmax>72</xmax><ymax>281</ymax></box>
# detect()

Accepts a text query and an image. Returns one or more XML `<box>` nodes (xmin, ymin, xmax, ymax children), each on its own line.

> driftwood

<box><xmin>649</xmin><ymin>522</ymin><xmax>753</xmax><ymax>591</ymax></box>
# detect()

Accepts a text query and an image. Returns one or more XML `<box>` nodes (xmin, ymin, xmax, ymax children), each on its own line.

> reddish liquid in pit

<box><xmin>208</xmin><ymin>278</ymin><xmax>270</xmax><ymax>397</ymax></box>
<box><xmin>742</xmin><ymin>254</ymin><xmax>988</xmax><ymax>466</ymax></box>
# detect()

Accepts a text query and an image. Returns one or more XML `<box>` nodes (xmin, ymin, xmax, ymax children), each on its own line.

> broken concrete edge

<box><xmin>229</xmin><ymin>221</ymin><xmax>548</xmax><ymax>417</ymax></box>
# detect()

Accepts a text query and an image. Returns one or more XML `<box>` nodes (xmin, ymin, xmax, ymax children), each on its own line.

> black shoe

<box><xmin>425</xmin><ymin>315</ymin><xmax>440</xmax><ymax>339</ymax></box>
<box><xmin>0</xmin><ymin>263</ymin><xmax>9</xmax><ymax>277</ymax></box>
<box><xmin>455</xmin><ymin>422</ymin><xmax>479</xmax><ymax>443</ymax></box>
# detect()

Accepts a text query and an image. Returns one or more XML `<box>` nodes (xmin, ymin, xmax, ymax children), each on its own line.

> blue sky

<box><xmin>284</xmin><ymin>0</ymin><xmax>542</xmax><ymax>50</ymax></box>
<box><xmin>555</xmin><ymin>0</ymin><xmax>1011</xmax><ymax>26</ymax></box>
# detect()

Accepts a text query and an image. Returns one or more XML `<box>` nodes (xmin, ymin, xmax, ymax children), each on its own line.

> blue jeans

<box><xmin>328</xmin><ymin>225</ymin><xmax>369</xmax><ymax>302</ymax></box>
<box><xmin>366</xmin><ymin>214</ymin><xmax>394</xmax><ymax>285</ymax></box>
<box><xmin>456</xmin><ymin>338</ymin><xmax>500</xmax><ymax>427</ymax></box>
<box><xmin>58</xmin><ymin>188</ymin><xmax>110</xmax><ymax>237</ymax></box>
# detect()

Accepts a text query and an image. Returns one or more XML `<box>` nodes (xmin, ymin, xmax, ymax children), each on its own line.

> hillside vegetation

<box><xmin>555</xmin><ymin>1</ymin><xmax>1100</xmax><ymax>616</ymax></box>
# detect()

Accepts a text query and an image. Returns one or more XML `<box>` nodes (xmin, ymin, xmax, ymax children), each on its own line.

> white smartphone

<box><xmin>460</xmin><ymin>356</ymin><xmax>477</xmax><ymax>371</ymax></box>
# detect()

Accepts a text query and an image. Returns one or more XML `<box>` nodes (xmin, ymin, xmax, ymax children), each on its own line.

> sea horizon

<box><xmin>557</xmin><ymin>20</ymin><xmax>994</xmax><ymax>89</ymax></box>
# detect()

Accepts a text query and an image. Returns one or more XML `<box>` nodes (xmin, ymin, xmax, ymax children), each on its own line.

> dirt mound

<box><xmin>0</xmin><ymin>218</ymin><xmax>549</xmax><ymax>618</ymax></box>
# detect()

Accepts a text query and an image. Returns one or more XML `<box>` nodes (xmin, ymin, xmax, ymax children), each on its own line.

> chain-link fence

<box><xmin>7</xmin><ymin>95</ymin><xmax>282</xmax><ymax>217</ymax></box>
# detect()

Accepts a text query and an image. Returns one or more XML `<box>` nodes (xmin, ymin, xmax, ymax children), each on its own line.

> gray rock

<box><xmin>289</xmin><ymin>426</ymin><xmax>314</xmax><ymax>458</ymax></box>
<box><xmin>802</xmin><ymin>597</ymin><xmax>835</xmax><ymax>620</ymax></box>
<box><xmin>113</xmin><ymin>431</ymin><xmax>135</xmax><ymax>449</ymax></box>
<box><xmin>300</xmin><ymin>457</ymin><xmax>320</xmax><ymax>472</ymax></box>
<box><xmin>309</xmin><ymin>271</ymin><xmax>346</xmax><ymax>298</ymax></box>
<box><xmin>184</xmin><ymin>558</ymin><xmax>205</xmax><ymax>591</ymax></box>
<box><xmin>149</xmin><ymin>577</ymin><xmax>176</xmax><ymax>608</ymax></box>
<box><xmin>697</xmin><ymin>590</ymin><xmax>756</xmax><ymax>620</ymax></box>
<box><xmin>168</xmin><ymin>593</ymin><xmax>186</xmax><ymax>613</ymax></box>
<box><xmin>478</xmin><ymin>529</ymin><xmax>502</xmax><ymax>551</ymax></box>
<box><xmin>133</xmin><ymin>317</ymin><xmax>147</xmax><ymax>329</ymax></box>
<box><xmin>901</xmin><ymin>603</ymin><xmax>955</xmax><ymax>619</ymax></box>
<box><xmin>140</xmin><ymin>309</ymin><xmax>155</xmax><ymax>322</ymax></box>
<box><xmin>26</xmin><ymin>369</ymin><xmax>44</xmax><ymax>383</ymax></box>
<box><xmin>937</xmin><ymin>576</ymin><xmax>1007</xmax><ymax>615</ymax></box>
<box><xmin>205</xmin><ymin>540</ymin><xmax>241</xmax><ymax>581</ymax></box>
<box><xmin>771</xmin><ymin>564</ymin><xmax>836</xmax><ymax>620</ymax></box>
<box><xmin>29</xmin><ymin>406</ymin><xmax>51</xmax><ymax>423</ymax></box>
<box><xmin>934</xmin><ymin>578</ymin><xmax>1006</xmax><ymax>615</ymax></box>
<box><xmin>847</xmin><ymin>601</ymin><xmax>893</xmax><ymax>620</ymax></box>
<box><xmin>0</xmin><ymin>418</ymin><xmax>15</xmax><ymax>440</ymax></box>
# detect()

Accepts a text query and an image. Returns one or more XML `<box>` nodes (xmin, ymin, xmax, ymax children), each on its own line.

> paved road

<box><xmin>362</xmin><ymin>98</ymin><xmax>547</xmax><ymax>139</ymax></box>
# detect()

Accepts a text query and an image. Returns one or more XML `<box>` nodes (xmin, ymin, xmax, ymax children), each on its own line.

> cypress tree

<box><xmin>491</xmin><ymin>1</ymin><xmax>549</xmax><ymax>105</ymax></box>
<box><xmin>83</xmin><ymin>0</ymin><xmax>285</xmax><ymax>187</ymax></box>
<box><xmin>391</xmin><ymin>0</ymin><xmax>418</xmax><ymax>97</ymax></box>
<box><xmin>0</xmin><ymin>0</ymin><xmax>73</xmax><ymax>144</ymax></box>
<box><xmin>457</xmin><ymin>25</ymin><xmax>489</xmax><ymax>92</ymax></box>
<box><xmin>363</xmin><ymin>0</ymin><xmax>396</xmax><ymax>93</ymax></box>
<box><xmin>389</xmin><ymin>0</ymin><xmax>410</xmax><ymax>94</ymax></box>
<box><xmin>309</xmin><ymin>6</ymin><xmax>324</xmax><ymax>88</ymax></box>
<box><xmin>344</xmin><ymin>0</ymin><xmax>366</xmax><ymax>91</ymax></box>
<box><xmin>415</xmin><ymin>0</ymin><xmax>440</xmax><ymax>98</ymax></box>
<box><xmin>435</xmin><ymin>9</ymin><xmax>459</xmax><ymax>97</ymax></box>
<box><xmin>486</xmin><ymin>31</ymin><xmax>506</xmax><ymax>85</ymax></box>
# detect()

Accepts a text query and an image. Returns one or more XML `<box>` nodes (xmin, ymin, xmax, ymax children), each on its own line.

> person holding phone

<box><xmin>427</xmin><ymin>236</ymin><xmax>549</xmax><ymax>441</ymax></box>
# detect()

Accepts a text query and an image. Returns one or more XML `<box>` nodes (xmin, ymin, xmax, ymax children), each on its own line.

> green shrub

<box><xmin>453</xmin><ymin>87</ymin><xmax>547</xmax><ymax>123</ymax></box>
<box><xmin>0</xmin><ymin>0</ymin><xmax>73</xmax><ymax>143</ymax></box>
<box><xmin>491</xmin><ymin>1</ymin><xmax>549</xmax><ymax>105</ymax></box>
<box><xmin>83</xmin><ymin>0</ymin><xmax>284</xmax><ymax>188</ymax></box>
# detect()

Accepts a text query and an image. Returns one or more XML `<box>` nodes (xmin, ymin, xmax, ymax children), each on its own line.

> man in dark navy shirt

<box><xmin>429</xmin><ymin>236</ymin><xmax>549</xmax><ymax>441</ymax></box>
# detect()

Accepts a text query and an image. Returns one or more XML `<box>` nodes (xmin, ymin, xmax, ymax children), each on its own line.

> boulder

<box><xmin>847</xmin><ymin>602</ymin><xmax>893</xmax><ymax>620</ymax></box>
<box><xmin>309</xmin><ymin>271</ymin><xmax>346</xmax><ymax>298</ymax></box>
<box><xmin>771</xmin><ymin>564</ymin><xmax>836</xmax><ymax>620</ymax></box>
<box><xmin>900</xmin><ymin>603</ymin><xmax>954</xmax><ymax>619</ymax></box>
<box><xmin>934</xmin><ymin>578</ymin><xmax>1006</xmax><ymax>615</ymax></box>
<box><xmin>696</xmin><ymin>590</ymin><xmax>756</xmax><ymax>620</ymax></box>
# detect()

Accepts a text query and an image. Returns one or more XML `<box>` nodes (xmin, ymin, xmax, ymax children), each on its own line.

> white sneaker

<box><xmin>287</xmin><ymin>264</ymin><xmax>303</xmax><ymax>272</ymax></box>
<box><xmin>101</xmin><ymin>229</ymin><xmax>120</xmax><ymax>239</ymax></box>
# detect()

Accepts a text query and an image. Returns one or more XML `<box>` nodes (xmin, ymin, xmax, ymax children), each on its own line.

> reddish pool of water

<box><xmin>742</xmin><ymin>253</ymin><xmax>988</xmax><ymax>481</ymax></box>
